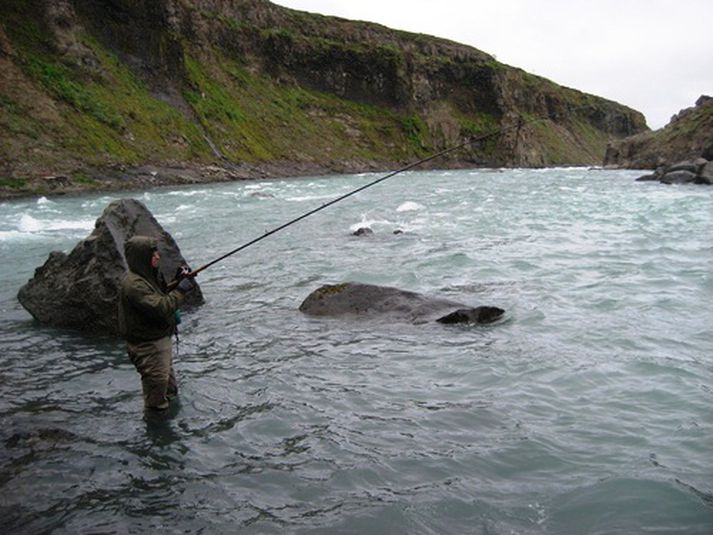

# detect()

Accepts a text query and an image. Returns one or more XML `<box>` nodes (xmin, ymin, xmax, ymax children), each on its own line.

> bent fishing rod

<box><xmin>173</xmin><ymin>104</ymin><xmax>593</xmax><ymax>286</ymax></box>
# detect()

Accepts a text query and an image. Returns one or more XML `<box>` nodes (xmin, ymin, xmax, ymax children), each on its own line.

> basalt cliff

<box><xmin>1</xmin><ymin>0</ymin><xmax>647</xmax><ymax>197</ymax></box>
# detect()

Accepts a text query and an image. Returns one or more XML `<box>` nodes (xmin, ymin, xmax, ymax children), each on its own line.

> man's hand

<box><xmin>176</xmin><ymin>275</ymin><xmax>196</xmax><ymax>294</ymax></box>
<box><xmin>174</xmin><ymin>264</ymin><xmax>192</xmax><ymax>281</ymax></box>
<box><xmin>174</xmin><ymin>264</ymin><xmax>196</xmax><ymax>294</ymax></box>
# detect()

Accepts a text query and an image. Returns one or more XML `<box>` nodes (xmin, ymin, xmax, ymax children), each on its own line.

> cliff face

<box><xmin>604</xmin><ymin>96</ymin><xmax>713</xmax><ymax>169</ymax></box>
<box><xmin>1</xmin><ymin>0</ymin><xmax>648</xmax><ymax>195</ymax></box>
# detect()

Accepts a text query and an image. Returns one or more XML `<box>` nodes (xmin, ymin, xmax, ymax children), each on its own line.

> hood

<box><xmin>124</xmin><ymin>235</ymin><xmax>159</xmax><ymax>284</ymax></box>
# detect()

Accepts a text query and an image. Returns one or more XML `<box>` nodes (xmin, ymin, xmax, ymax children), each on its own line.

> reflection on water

<box><xmin>1</xmin><ymin>169</ymin><xmax>712</xmax><ymax>533</ymax></box>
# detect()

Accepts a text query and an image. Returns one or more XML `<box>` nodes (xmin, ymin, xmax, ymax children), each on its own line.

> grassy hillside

<box><xmin>0</xmin><ymin>0</ymin><xmax>648</xmax><ymax>197</ymax></box>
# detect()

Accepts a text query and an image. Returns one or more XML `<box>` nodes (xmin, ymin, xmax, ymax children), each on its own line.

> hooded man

<box><xmin>118</xmin><ymin>235</ymin><xmax>196</xmax><ymax>411</ymax></box>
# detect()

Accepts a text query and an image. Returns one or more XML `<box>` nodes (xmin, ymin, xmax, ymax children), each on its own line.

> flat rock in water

<box><xmin>299</xmin><ymin>282</ymin><xmax>504</xmax><ymax>324</ymax></box>
<box><xmin>17</xmin><ymin>198</ymin><xmax>204</xmax><ymax>335</ymax></box>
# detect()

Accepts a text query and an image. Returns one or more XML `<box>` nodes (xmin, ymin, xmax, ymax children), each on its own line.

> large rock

<box><xmin>698</xmin><ymin>161</ymin><xmax>713</xmax><ymax>183</ymax></box>
<box><xmin>661</xmin><ymin>169</ymin><xmax>698</xmax><ymax>184</ymax></box>
<box><xmin>17</xmin><ymin>198</ymin><xmax>203</xmax><ymax>334</ymax></box>
<box><xmin>635</xmin><ymin>158</ymin><xmax>712</xmax><ymax>185</ymax></box>
<box><xmin>299</xmin><ymin>282</ymin><xmax>504</xmax><ymax>324</ymax></box>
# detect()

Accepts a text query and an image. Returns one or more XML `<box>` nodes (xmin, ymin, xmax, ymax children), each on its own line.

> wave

<box><xmin>397</xmin><ymin>201</ymin><xmax>425</xmax><ymax>212</ymax></box>
<box><xmin>285</xmin><ymin>193</ymin><xmax>338</xmax><ymax>203</ymax></box>
<box><xmin>0</xmin><ymin>230</ymin><xmax>42</xmax><ymax>242</ymax></box>
<box><xmin>349</xmin><ymin>213</ymin><xmax>394</xmax><ymax>232</ymax></box>
<box><xmin>17</xmin><ymin>214</ymin><xmax>94</xmax><ymax>233</ymax></box>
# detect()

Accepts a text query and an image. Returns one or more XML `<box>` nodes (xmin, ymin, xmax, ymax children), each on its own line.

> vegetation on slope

<box><xmin>0</xmin><ymin>0</ymin><xmax>648</xmax><ymax>197</ymax></box>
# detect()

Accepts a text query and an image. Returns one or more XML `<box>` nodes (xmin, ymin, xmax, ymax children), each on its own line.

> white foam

<box><xmin>349</xmin><ymin>213</ymin><xmax>392</xmax><ymax>232</ymax></box>
<box><xmin>0</xmin><ymin>230</ymin><xmax>39</xmax><ymax>242</ymax></box>
<box><xmin>167</xmin><ymin>189</ymin><xmax>209</xmax><ymax>197</ymax></box>
<box><xmin>397</xmin><ymin>201</ymin><xmax>425</xmax><ymax>212</ymax></box>
<box><xmin>285</xmin><ymin>194</ymin><xmax>335</xmax><ymax>202</ymax></box>
<box><xmin>349</xmin><ymin>221</ymin><xmax>373</xmax><ymax>232</ymax></box>
<box><xmin>18</xmin><ymin>214</ymin><xmax>43</xmax><ymax>232</ymax></box>
<box><xmin>18</xmin><ymin>214</ymin><xmax>94</xmax><ymax>233</ymax></box>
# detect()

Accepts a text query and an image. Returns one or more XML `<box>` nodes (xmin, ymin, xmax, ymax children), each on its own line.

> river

<box><xmin>1</xmin><ymin>168</ymin><xmax>712</xmax><ymax>533</ymax></box>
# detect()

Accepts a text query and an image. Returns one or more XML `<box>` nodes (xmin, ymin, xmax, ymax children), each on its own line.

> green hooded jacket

<box><xmin>117</xmin><ymin>236</ymin><xmax>184</xmax><ymax>343</ymax></box>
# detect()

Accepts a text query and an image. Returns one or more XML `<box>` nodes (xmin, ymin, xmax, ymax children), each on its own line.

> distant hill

<box><xmin>604</xmin><ymin>96</ymin><xmax>713</xmax><ymax>169</ymax></box>
<box><xmin>0</xmin><ymin>0</ymin><xmax>647</xmax><ymax>196</ymax></box>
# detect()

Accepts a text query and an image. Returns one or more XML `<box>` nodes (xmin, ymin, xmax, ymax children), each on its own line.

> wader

<box><xmin>127</xmin><ymin>336</ymin><xmax>178</xmax><ymax>410</ymax></box>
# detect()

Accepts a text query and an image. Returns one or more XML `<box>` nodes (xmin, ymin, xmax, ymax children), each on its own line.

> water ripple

<box><xmin>1</xmin><ymin>169</ymin><xmax>712</xmax><ymax>533</ymax></box>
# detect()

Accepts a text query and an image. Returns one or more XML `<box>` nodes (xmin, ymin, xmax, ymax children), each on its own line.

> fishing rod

<box><xmin>172</xmin><ymin>104</ymin><xmax>593</xmax><ymax>287</ymax></box>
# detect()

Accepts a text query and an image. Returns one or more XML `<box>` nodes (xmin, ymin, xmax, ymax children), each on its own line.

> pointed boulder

<box><xmin>17</xmin><ymin>198</ymin><xmax>204</xmax><ymax>335</ymax></box>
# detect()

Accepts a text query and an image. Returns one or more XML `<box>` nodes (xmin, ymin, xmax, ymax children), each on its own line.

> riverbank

<box><xmin>0</xmin><ymin>160</ymin><xmax>351</xmax><ymax>201</ymax></box>
<box><xmin>0</xmin><ymin>0</ymin><xmax>645</xmax><ymax>204</ymax></box>
<box><xmin>0</xmin><ymin>158</ymin><xmax>498</xmax><ymax>202</ymax></box>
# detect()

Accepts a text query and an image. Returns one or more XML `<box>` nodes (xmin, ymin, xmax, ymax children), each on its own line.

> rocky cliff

<box><xmin>604</xmin><ymin>96</ymin><xmax>713</xmax><ymax>169</ymax></box>
<box><xmin>1</xmin><ymin>0</ymin><xmax>647</xmax><ymax>197</ymax></box>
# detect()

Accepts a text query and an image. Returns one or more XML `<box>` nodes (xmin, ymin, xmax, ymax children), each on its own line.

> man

<box><xmin>118</xmin><ymin>235</ymin><xmax>196</xmax><ymax>411</ymax></box>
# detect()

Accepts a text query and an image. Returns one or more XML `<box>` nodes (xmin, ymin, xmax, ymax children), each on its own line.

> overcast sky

<box><xmin>272</xmin><ymin>0</ymin><xmax>712</xmax><ymax>129</ymax></box>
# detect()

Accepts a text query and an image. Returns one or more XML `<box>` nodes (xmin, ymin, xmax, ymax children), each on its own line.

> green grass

<box><xmin>0</xmin><ymin>94</ymin><xmax>42</xmax><ymax>139</ymax></box>
<box><xmin>182</xmin><ymin>49</ymin><xmax>433</xmax><ymax>164</ymax></box>
<box><xmin>459</xmin><ymin>113</ymin><xmax>500</xmax><ymax>138</ymax></box>
<box><xmin>0</xmin><ymin>0</ymin><xmax>211</xmax><ymax>165</ymax></box>
<box><xmin>24</xmin><ymin>56</ymin><xmax>124</xmax><ymax>130</ymax></box>
<box><xmin>0</xmin><ymin>177</ymin><xmax>28</xmax><ymax>189</ymax></box>
<box><xmin>5</xmin><ymin>24</ymin><xmax>212</xmax><ymax>165</ymax></box>
<box><xmin>401</xmin><ymin>114</ymin><xmax>430</xmax><ymax>151</ymax></box>
<box><xmin>72</xmin><ymin>172</ymin><xmax>97</xmax><ymax>185</ymax></box>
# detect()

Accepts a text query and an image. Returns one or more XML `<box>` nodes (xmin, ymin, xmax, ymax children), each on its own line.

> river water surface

<box><xmin>1</xmin><ymin>168</ymin><xmax>712</xmax><ymax>533</ymax></box>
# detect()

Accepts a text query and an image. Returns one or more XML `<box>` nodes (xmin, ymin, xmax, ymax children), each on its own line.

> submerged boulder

<box><xmin>17</xmin><ymin>198</ymin><xmax>204</xmax><ymax>335</ymax></box>
<box><xmin>299</xmin><ymin>282</ymin><xmax>504</xmax><ymax>324</ymax></box>
<box><xmin>352</xmin><ymin>227</ymin><xmax>374</xmax><ymax>237</ymax></box>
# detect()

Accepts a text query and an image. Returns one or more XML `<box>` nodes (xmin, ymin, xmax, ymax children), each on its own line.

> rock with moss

<box><xmin>17</xmin><ymin>198</ymin><xmax>204</xmax><ymax>335</ymax></box>
<box><xmin>299</xmin><ymin>282</ymin><xmax>504</xmax><ymax>324</ymax></box>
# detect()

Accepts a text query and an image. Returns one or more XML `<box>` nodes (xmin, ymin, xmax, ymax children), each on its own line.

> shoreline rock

<box><xmin>636</xmin><ymin>157</ymin><xmax>712</xmax><ymax>185</ymax></box>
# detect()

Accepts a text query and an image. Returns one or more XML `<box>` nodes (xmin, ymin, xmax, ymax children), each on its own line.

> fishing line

<box><xmin>178</xmin><ymin>104</ymin><xmax>593</xmax><ymax>283</ymax></box>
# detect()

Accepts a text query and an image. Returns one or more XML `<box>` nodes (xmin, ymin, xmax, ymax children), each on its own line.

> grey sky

<box><xmin>272</xmin><ymin>0</ymin><xmax>712</xmax><ymax>129</ymax></box>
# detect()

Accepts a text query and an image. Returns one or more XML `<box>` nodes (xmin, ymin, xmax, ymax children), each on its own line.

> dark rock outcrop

<box><xmin>299</xmin><ymin>282</ymin><xmax>504</xmax><ymax>324</ymax></box>
<box><xmin>17</xmin><ymin>198</ymin><xmax>204</xmax><ymax>335</ymax></box>
<box><xmin>605</xmin><ymin>96</ymin><xmax>713</xmax><ymax>169</ymax></box>
<box><xmin>636</xmin><ymin>157</ymin><xmax>712</xmax><ymax>185</ymax></box>
<box><xmin>669</xmin><ymin>95</ymin><xmax>713</xmax><ymax>124</ymax></box>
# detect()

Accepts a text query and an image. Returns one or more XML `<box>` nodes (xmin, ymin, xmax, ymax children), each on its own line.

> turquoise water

<box><xmin>1</xmin><ymin>168</ymin><xmax>712</xmax><ymax>533</ymax></box>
